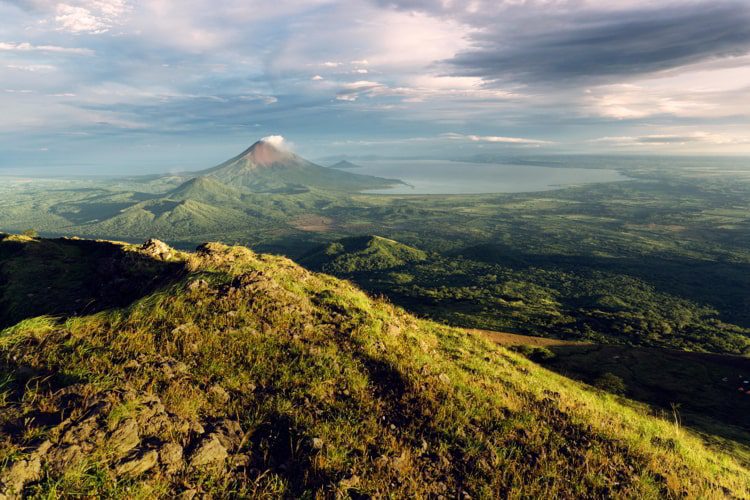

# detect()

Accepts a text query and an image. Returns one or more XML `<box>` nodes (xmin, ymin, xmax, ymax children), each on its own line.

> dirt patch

<box><xmin>470</xmin><ymin>329</ymin><xmax>589</xmax><ymax>348</ymax></box>
<box><xmin>292</xmin><ymin>215</ymin><xmax>336</xmax><ymax>232</ymax></box>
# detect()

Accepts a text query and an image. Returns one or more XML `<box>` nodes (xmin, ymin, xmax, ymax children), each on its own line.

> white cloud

<box><xmin>259</xmin><ymin>134</ymin><xmax>293</xmax><ymax>151</ymax></box>
<box><xmin>52</xmin><ymin>0</ymin><xmax>129</xmax><ymax>34</ymax></box>
<box><xmin>442</xmin><ymin>132</ymin><xmax>553</xmax><ymax>145</ymax></box>
<box><xmin>0</xmin><ymin>42</ymin><xmax>94</xmax><ymax>55</ymax></box>
<box><xmin>311</xmin><ymin>74</ymin><xmax>324</xmax><ymax>80</ymax></box>
<box><xmin>6</xmin><ymin>64</ymin><xmax>56</xmax><ymax>72</ymax></box>
<box><xmin>335</xmin><ymin>80</ymin><xmax>389</xmax><ymax>101</ymax></box>
<box><xmin>592</xmin><ymin>132</ymin><xmax>750</xmax><ymax>147</ymax></box>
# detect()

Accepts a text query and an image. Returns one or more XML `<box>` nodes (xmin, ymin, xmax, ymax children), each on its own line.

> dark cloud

<box><xmin>443</xmin><ymin>2</ymin><xmax>750</xmax><ymax>84</ymax></box>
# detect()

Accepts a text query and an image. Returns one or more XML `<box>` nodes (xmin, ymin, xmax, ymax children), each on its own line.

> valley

<box><xmin>3</xmin><ymin>144</ymin><xmax>747</xmax><ymax>355</ymax></box>
<box><xmin>1</xmin><ymin>140</ymin><xmax>749</xmax><ymax>496</ymax></box>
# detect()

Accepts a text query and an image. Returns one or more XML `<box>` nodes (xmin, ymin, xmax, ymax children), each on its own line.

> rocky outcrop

<box><xmin>140</xmin><ymin>238</ymin><xmax>174</xmax><ymax>260</ymax></box>
<box><xmin>0</xmin><ymin>385</ymin><xmax>246</xmax><ymax>497</ymax></box>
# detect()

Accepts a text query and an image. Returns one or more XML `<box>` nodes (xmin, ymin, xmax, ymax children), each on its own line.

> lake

<box><xmin>351</xmin><ymin>160</ymin><xmax>629</xmax><ymax>194</ymax></box>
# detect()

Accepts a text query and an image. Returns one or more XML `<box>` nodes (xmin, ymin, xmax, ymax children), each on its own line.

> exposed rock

<box><xmin>159</xmin><ymin>442</ymin><xmax>184</xmax><ymax>473</ymax></box>
<box><xmin>116</xmin><ymin>450</ymin><xmax>159</xmax><ymax>477</ymax></box>
<box><xmin>60</xmin><ymin>401</ymin><xmax>111</xmax><ymax>445</ymax></box>
<box><xmin>311</xmin><ymin>437</ymin><xmax>324</xmax><ymax>450</ymax></box>
<box><xmin>0</xmin><ymin>456</ymin><xmax>41</xmax><ymax>496</ymax></box>
<box><xmin>140</xmin><ymin>239</ymin><xmax>173</xmax><ymax>260</ymax></box>
<box><xmin>45</xmin><ymin>444</ymin><xmax>83</xmax><ymax>473</ymax></box>
<box><xmin>189</xmin><ymin>437</ymin><xmax>228</xmax><ymax>469</ymax></box>
<box><xmin>109</xmin><ymin>418</ymin><xmax>140</xmax><ymax>456</ymax></box>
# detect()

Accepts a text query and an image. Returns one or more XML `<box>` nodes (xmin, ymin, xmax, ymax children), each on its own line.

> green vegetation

<box><xmin>300</xmin><ymin>235</ymin><xmax>428</xmax><ymax>273</ymax></box>
<box><xmin>2</xmin><ymin>159</ymin><xmax>749</xmax><ymax>358</ymax></box>
<box><xmin>593</xmin><ymin>373</ymin><xmax>627</xmax><ymax>395</ymax></box>
<box><xmin>483</xmin><ymin>331</ymin><xmax>750</xmax><ymax>456</ymax></box>
<box><xmin>310</xmin><ymin>245</ymin><xmax>750</xmax><ymax>354</ymax></box>
<box><xmin>0</xmin><ymin>236</ymin><xmax>747</xmax><ymax>497</ymax></box>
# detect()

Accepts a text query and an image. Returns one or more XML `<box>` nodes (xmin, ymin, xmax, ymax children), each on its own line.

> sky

<box><xmin>1</xmin><ymin>0</ymin><xmax>750</xmax><ymax>173</ymax></box>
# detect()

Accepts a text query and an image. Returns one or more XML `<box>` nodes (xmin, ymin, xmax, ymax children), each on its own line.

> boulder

<box><xmin>159</xmin><ymin>442</ymin><xmax>184</xmax><ymax>473</ymax></box>
<box><xmin>189</xmin><ymin>437</ymin><xmax>228</xmax><ymax>469</ymax></box>
<box><xmin>109</xmin><ymin>418</ymin><xmax>140</xmax><ymax>456</ymax></box>
<box><xmin>116</xmin><ymin>450</ymin><xmax>159</xmax><ymax>477</ymax></box>
<box><xmin>140</xmin><ymin>239</ymin><xmax>173</xmax><ymax>260</ymax></box>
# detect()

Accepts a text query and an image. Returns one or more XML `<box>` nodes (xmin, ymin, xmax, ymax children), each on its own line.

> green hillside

<box><xmin>301</xmin><ymin>235</ymin><xmax>428</xmax><ymax>273</ymax></box>
<box><xmin>167</xmin><ymin>176</ymin><xmax>244</xmax><ymax>205</ymax></box>
<box><xmin>85</xmin><ymin>198</ymin><xmax>260</xmax><ymax>240</ymax></box>
<box><xmin>0</xmin><ymin>235</ymin><xmax>747</xmax><ymax>497</ymax></box>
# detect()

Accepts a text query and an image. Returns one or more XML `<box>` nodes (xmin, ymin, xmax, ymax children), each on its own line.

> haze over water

<box><xmin>356</xmin><ymin>160</ymin><xmax>628</xmax><ymax>194</ymax></box>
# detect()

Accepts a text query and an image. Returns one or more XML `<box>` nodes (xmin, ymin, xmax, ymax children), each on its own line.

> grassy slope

<box><xmin>299</xmin><ymin>237</ymin><xmax>750</xmax><ymax>355</ymax></box>
<box><xmin>0</xmin><ymin>237</ymin><xmax>747</xmax><ymax>498</ymax></box>
<box><xmin>300</xmin><ymin>235</ymin><xmax>428</xmax><ymax>274</ymax></box>
<box><xmin>477</xmin><ymin>329</ymin><xmax>750</xmax><ymax>459</ymax></box>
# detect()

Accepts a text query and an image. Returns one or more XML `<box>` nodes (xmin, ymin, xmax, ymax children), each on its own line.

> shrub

<box><xmin>594</xmin><ymin>372</ymin><xmax>627</xmax><ymax>395</ymax></box>
<box><xmin>511</xmin><ymin>345</ymin><xmax>556</xmax><ymax>362</ymax></box>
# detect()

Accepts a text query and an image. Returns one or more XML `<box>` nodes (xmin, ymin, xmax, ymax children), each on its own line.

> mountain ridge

<box><xmin>0</xmin><ymin>233</ymin><xmax>747</xmax><ymax>497</ymax></box>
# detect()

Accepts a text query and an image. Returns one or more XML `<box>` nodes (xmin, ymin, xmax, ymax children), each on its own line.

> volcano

<box><xmin>196</xmin><ymin>136</ymin><xmax>401</xmax><ymax>193</ymax></box>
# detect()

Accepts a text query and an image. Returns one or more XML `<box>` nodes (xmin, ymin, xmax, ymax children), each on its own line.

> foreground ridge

<box><xmin>0</xmin><ymin>235</ymin><xmax>747</xmax><ymax>497</ymax></box>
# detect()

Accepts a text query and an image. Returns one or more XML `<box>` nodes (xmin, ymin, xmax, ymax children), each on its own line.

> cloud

<box><xmin>2</xmin><ymin>0</ymin><xmax>750</xmax><ymax>166</ymax></box>
<box><xmin>260</xmin><ymin>134</ymin><xmax>292</xmax><ymax>150</ymax></box>
<box><xmin>593</xmin><ymin>132</ymin><xmax>750</xmax><ymax>146</ymax></box>
<box><xmin>5</xmin><ymin>0</ymin><xmax>130</xmax><ymax>33</ymax></box>
<box><xmin>54</xmin><ymin>1</ymin><xmax>130</xmax><ymax>33</ymax></box>
<box><xmin>6</xmin><ymin>63</ymin><xmax>56</xmax><ymax>72</ymax></box>
<box><xmin>446</xmin><ymin>2</ymin><xmax>750</xmax><ymax>84</ymax></box>
<box><xmin>442</xmin><ymin>132</ymin><xmax>553</xmax><ymax>146</ymax></box>
<box><xmin>335</xmin><ymin>80</ymin><xmax>388</xmax><ymax>101</ymax></box>
<box><xmin>0</xmin><ymin>42</ymin><xmax>94</xmax><ymax>55</ymax></box>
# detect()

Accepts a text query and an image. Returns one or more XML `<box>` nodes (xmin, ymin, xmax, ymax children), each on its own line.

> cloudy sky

<box><xmin>2</xmin><ymin>0</ymin><xmax>750</xmax><ymax>172</ymax></box>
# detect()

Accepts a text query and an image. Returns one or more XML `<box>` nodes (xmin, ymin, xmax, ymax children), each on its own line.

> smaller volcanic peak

<box><xmin>329</xmin><ymin>160</ymin><xmax>362</xmax><ymax>170</ymax></box>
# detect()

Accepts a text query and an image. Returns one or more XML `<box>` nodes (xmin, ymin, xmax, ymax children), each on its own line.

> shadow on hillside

<box><xmin>0</xmin><ymin>236</ymin><xmax>184</xmax><ymax>329</ymax></box>
<box><xmin>536</xmin><ymin>344</ymin><xmax>750</xmax><ymax>445</ymax></box>
<box><xmin>458</xmin><ymin>243</ymin><xmax>750</xmax><ymax>328</ymax></box>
